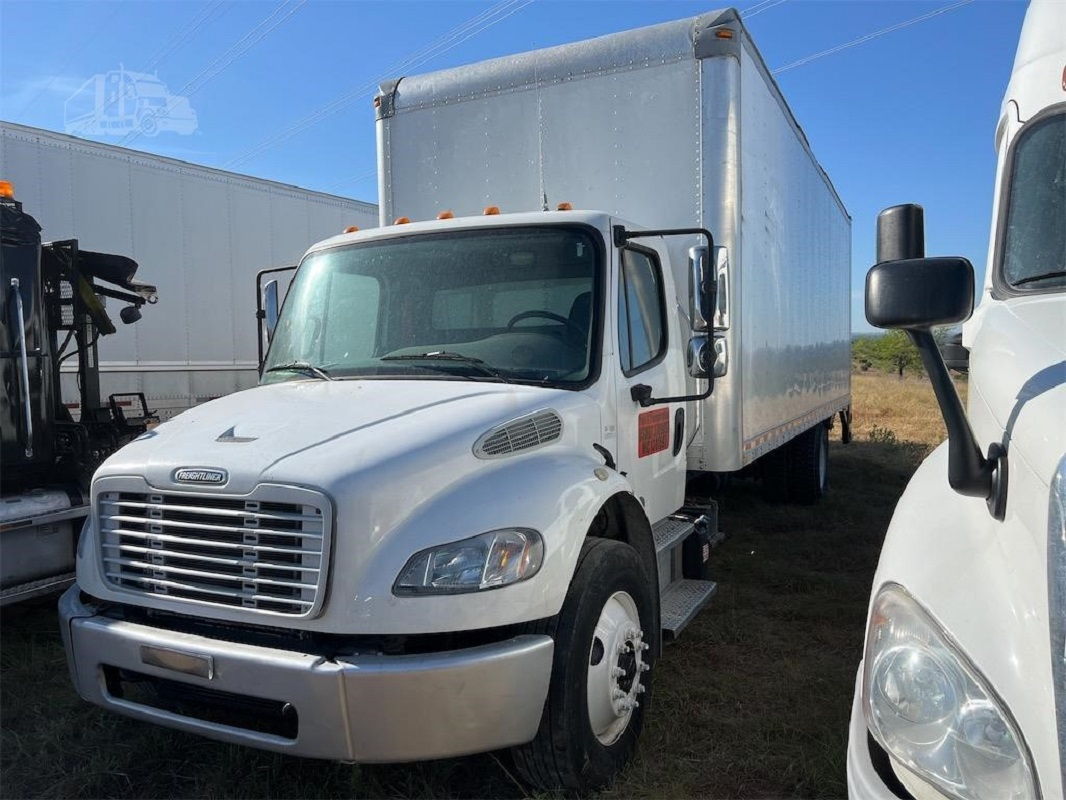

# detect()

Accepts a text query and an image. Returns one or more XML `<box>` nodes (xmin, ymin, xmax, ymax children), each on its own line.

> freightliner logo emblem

<box><xmin>173</xmin><ymin>467</ymin><xmax>228</xmax><ymax>485</ymax></box>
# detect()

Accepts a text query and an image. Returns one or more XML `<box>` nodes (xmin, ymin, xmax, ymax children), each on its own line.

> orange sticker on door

<box><xmin>637</xmin><ymin>407</ymin><xmax>671</xmax><ymax>457</ymax></box>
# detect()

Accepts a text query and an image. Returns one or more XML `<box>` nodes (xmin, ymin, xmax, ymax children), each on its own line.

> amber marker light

<box><xmin>393</xmin><ymin>216</ymin><xmax>411</xmax><ymax>225</ymax></box>
<box><xmin>437</xmin><ymin>210</ymin><xmax>455</xmax><ymax>219</ymax></box>
<box><xmin>483</xmin><ymin>205</ymin><xmax>501</xmax><ymax>215</ymax></box>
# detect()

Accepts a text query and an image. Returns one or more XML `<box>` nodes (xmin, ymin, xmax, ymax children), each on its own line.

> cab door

<box><xmin>612</xmin><ymin>239</ymin><xmax>688</xmax><ymax>523</ymax></box>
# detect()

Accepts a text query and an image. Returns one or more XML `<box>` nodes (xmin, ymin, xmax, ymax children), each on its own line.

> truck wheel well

<box><xmin>587</xmin><ymin>492</ymin><xmax>661</xmax><ymax>653</ymax></box>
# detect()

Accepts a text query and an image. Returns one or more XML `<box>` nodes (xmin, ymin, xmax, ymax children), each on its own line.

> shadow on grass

<box><xmin>0</xmin><ymin>440</ymin><xmax>924</xmax><ymax>799</ymax></box>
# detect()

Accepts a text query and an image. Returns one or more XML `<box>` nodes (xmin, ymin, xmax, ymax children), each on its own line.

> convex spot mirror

<box><xmin>865</xmin><ymin>257</ymin><xmax>975</xmax><ymax>330</ymax></box>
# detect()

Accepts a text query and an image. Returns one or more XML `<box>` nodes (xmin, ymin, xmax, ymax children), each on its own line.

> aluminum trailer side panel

<box><xmin>0</xmin><ymin>122</ymin><xmax>378</xmax><ymax>419</ymax></box>
<box><xmin>376</xmin><ymin>9</ymin><xmax>850</xmax><ymax>472</ymax></box>
<box><xmin>733</xmin><ymin>45</ymin><xmax>851</xmax><ymax>463</ymax></box>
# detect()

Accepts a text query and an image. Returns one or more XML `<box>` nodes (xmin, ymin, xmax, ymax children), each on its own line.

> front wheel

<box><xmin>512</xmin><ymin>538</ymin><xmax>655</xmax><ymax>793</ymax></box>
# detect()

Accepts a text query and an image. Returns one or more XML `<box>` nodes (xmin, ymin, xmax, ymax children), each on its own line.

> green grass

<box><xmin>1</xmin><ymin>373</ymin><xmax>937</xmax><ymax>799</ymax></box>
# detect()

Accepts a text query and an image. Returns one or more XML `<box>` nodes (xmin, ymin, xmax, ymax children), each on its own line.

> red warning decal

<box><xmin>637</xmin><ymin>407</ymin><xmax>671</xmax><ymax>458</ymax></box>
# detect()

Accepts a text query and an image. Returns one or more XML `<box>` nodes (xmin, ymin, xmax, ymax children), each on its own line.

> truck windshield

<box><xmin>263</xmin><ymin>226</ymin><xmax>601</xmax><ymax>387</ymax></box>
<box><xmin>999</xmin><ymin>111</ymin><xmax>1066</xmax><ymax>292</ymax></box>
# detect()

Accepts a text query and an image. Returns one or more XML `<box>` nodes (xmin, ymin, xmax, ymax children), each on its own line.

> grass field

<box><xmin>0</xmin><ymin>371</ymin><xmax>959</xmax><ymax>799</ymax></box>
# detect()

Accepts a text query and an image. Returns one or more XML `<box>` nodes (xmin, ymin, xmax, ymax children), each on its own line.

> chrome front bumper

<box><xmin>59</xmin><ymin>587</ymin><xmax>554</xmax><ymax>762</ymax></box>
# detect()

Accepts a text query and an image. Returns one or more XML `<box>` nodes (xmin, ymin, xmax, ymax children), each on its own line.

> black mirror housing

<box><xmin>865</xmin><ymin>257</ymin><xmax>975</xmax><ymax>330</ymax></box>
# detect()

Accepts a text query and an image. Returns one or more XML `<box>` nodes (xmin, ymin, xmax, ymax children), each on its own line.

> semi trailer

<box><xmin>0</xmin><ymin>122</ymin><xmax>378</xmax><ymax>421</ymax></box>
<box><xmin>847</xmin><ymin>1</ymin><xmax>1065</xmax><ymax>797</ymax></box>
<box><xmin>59</xmin><ymin>8</ymin><xmax>851</xmax><ymax>791</ymax></box>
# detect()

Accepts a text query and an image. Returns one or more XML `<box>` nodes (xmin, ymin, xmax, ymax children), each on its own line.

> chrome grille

<box><xmin>98</xmin><ymin>488</ymin><xmax>328</xmax><ymax>617</ymax></box>
<box><xmin>475</xmin><ymin>410</ymin><xmax>563</xmax><ymax>458</ymax></box>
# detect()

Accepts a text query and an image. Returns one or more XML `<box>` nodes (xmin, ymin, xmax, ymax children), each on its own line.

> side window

<box><xmin>617</xmin><ymin>248</ymin><xmax>666</xmax><ymax>375</ymax></box>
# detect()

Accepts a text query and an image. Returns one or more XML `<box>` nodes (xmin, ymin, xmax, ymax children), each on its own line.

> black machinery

<box><xmin>1</xmin><ymin>182</ymin><xmax>158</xmax><ymax>604</ymax></box>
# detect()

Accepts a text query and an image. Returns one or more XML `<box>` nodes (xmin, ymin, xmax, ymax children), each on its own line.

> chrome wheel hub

<box><xmin>587</xmin><ymin>590</ymin><xmax>649</xmax><ymax>746</ymax></box>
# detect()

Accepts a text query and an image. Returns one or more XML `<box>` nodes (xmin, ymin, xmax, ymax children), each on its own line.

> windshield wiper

<box><xmin>264</xmin><ymin>361</ymin><xmax>334</xmax><ymax>381</ymax></box>
<box><xmin>380</xmin><ymin>351</ymin><xmax>512</xmax><ymax>383</ymax></box>
<box><xmin>1013</xmin><ymin>270</ymin><xmax>1066</xmax><ymax>286</ymax></box>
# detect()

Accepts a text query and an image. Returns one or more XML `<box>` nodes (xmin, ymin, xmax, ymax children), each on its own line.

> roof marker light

<box><xmin>556</xmin><ymin>202</ymin><xmax>572</xmax><ymax>211</ymax></box>
<box><xmin>716</xmin><ymin>29</ymin><xmax>734</xmax><ymax>39</ymax></box>
<box><xmin>0</xmin><ymin>180</ymin><xmax>13</xmax><ymax>198</ymax></box>
<box><xmin>393</xmin><ymin>216</ymin><xmax>411</xmax><ymax>225</ymax></box>
<box><xmin>483</xmin><ymin>205</ymin><xmax>500</xmax><ymax>215</ymax></box>
<box><xmin>343</xmin><ymin>225</ymin><xmax>360</xmax><ymax>233</ymax></box>
<box><xmin>437</xmin><ymin>210</ymin><xmax>455</xmax><ymax>219</ymax></box>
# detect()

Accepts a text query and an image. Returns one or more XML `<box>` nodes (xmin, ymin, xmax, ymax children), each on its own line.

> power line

<box><xmin>225</xmin><ymin>0</ymin><xmax>527</xmax><ymax>168</ymax></box>
<box><xmin>773</xmin><ymin>0</ymin><xmax>974</xmax><ymax>74</ymax></box>
<box><xmin>119</xmin><ymin>0</ymin><xmax>308</xmax><ymax>147</ymax></box>
<box><xmin>224</xmin><ymin>0</ymin><xmax>534</xmax><ymax>169</ymax></box>
<box><xmin>743</xmin><ymin>0</ymin><xmax>788</xmax><ymax>20</ymax></box>
<box><xmin>78</xmin><ymin>1</ymin><xmax>228</xmax><ymax>133</ymax></box>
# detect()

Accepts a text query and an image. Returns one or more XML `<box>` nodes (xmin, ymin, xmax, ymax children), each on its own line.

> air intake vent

<box><xmin>474</xmin><ymin>410</ymin><xmax>563</xmax><ymax>458</ymax></box>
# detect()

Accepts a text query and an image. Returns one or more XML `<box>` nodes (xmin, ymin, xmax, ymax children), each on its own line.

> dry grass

<box><xmin>0</xmin><ymin>370</ymin><xmax>952</xmax><ymax>799</ymax></box>
<box><xmin>850</xmin><ymin>371</ymin><xmax>966</xmax><ymax>450</ymax></box>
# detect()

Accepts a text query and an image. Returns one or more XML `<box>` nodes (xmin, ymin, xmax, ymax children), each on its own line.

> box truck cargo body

<box><xmin>0</xmin><ymin>122</ymin><xmax>378</xmax><ymax>420</ymax></box>
<box><xmin>376</xmin><ymin>9</ymin><xmax>852</xmax><ymax>470</ymax></box>
<box><xmin>60</xmin><ymin>9</ymin><xmax>851</xmax><ymax>792</ymax></box>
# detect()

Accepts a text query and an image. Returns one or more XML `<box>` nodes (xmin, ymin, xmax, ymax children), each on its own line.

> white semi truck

<box><xmin>59</xmin><ymin>9</ymin><xmax>850</xmax><ymax>791</ymax></box>
<box><xmin>0</xmin><ymin>122</ymin><xmax>378</xmax><ymax>421</ymax></box>
<box><xmin>847</xmin><ymin>1</ymin><xmax>1065</xmax><ymax>797</ymax></box>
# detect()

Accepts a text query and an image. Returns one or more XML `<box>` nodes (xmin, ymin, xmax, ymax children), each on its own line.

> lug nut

<box><xmin>639</xmin><ymin>662</ymin><xmax>651</xmax><ymax>672</ymax></box>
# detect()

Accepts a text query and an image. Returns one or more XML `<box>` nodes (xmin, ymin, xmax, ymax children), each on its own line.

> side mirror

<box><xmin>687</xmin><ymin>335</ymin><xmax>728</xmax><ymax>380</ymax></box>
<box><xmin>264</xmin><ymin>279</ymin><xmax>280</xmax><ymax>340</ymax></box>
<box><xmin>865</xmin><ymin>203</ymin><xmax>1005</xmax><ymax>519</ymax></box>
<box><xmin>688</xmin><ymin>245</ymin><xmax>717</xmax><ymax>332</ymax></box>
<box><xmin>866</xmin><ymin>257</ymin><xmax>974</xmax><ymax>329</ymax></box>
<box><xmin>119</xmin><ymin>305</ymin><xmax>142</xmax><ymax>324</ymax></box>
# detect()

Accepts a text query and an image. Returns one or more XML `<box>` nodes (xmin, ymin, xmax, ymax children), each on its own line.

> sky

<box><xmin>0</xmin><ymin>0</ymin><xmax>1029</xmax><ymax>332</ymax></box>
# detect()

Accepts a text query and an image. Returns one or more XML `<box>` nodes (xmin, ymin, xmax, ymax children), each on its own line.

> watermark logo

<box><xmin>64</xmin><ymin>67</ymin><xmax>198</xmax><ymax>138</ymax></box>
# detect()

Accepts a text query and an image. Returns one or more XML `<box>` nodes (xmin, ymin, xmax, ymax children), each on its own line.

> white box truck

<box><xmin>59</xmin><ymin>9</ymin><xmax>850</xmax><ymax>791</ymax></box>
<box><xmin>0</xmin><ymin>122</ymin><xmax>378</xmax><ymax>421</ymax></box>
<box><xmin>847</xmin><ymin>1</ymin><xmax>1065</xmax><ymax>797</ymax></box>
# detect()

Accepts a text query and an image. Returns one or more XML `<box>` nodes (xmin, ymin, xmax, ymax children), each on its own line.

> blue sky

<box><xmin>1</xmin><ymin>0</ymin><xmax>1028</xmax><ymax>332</ymax></box>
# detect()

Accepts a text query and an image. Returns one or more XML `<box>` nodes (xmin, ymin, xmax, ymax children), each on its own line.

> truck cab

<box><xmin>60</xmin><ymin>209</ymin><xmax>722</xmax><ymax>791</ymax></box>
<box><xmin>847</xmin><ymin>1</ymin><xmax>1066</xmax><ymax>796</ymax></box>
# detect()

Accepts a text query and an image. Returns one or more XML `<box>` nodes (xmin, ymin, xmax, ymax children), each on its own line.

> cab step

<box><xmin>661</xmin><ymin>578</ymin><xmax>717</xmax><ymax>642</ymax></box>
<box><xmin>651</xmin><ymin>516</ymin><xmax>697</xmax><ymax>555</ymax></box>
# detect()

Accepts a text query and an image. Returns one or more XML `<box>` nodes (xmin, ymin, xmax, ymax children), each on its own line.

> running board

<box><xmin>661</xmin><ymin>578</ymin><xmax>717</xmax><ymax>642</ymax></box>
<box><xmin>652</xmin><ymin>516</ymin><xmax>696</xmax><ymax>555</ymax></box>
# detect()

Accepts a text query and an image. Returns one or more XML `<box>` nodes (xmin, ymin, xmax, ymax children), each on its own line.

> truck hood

<box><xmin>99</xmin><ymin>378</ymin><xmax>593</xmax><ymax>496</ymax></box>
<box><xmin>968</xmin><ymin>293</ymin><xmax>1066</xmax><ymax>486</ymax></box>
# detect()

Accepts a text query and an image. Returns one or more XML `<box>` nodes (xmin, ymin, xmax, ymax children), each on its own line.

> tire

<box><xmin>759</xmin><ymin>444</ymin><xmax>791</xmax><ymax>503</ymax></box>
<box><xmin>787</xmin><ymin>423</ymin><xmax>829</xmax><ymax>504</ymax></box>
<box><xmin>512</xmin><ymin>538</ymin><xmax>655</xmax><ymax>793</ymax></box>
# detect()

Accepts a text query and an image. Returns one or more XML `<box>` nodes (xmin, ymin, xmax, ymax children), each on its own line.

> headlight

<box><xmin>862</xmin><ymin>584</ymin><xmax>1037</xmax><ymax>800</ymax></box>
<box><xmin>393</xmin><ymin>528</ymin><xmax>543</xmax><ymax>595</ymax></box>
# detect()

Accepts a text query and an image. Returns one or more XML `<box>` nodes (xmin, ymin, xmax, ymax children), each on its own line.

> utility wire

<box><xmin>225</xmin><ymin>0</ymin><xmax>526</xmax><ymax>168</ymax></box>
<box><xmin>75</xmin><ymin>1</ymin><xmax>228</xmax><ymax>134</ymax></box>
<box><xmin>119</xmin><ymin>0</ymin><xmax>307</xmax><ymax>147</ymax></box>
<box><xmin>773</xmin><ymin>0</ymin><xmax>974</xmax><ymax>74</ymax></box>
<box><xmin>225</xmin><ymin>0</ymin><xmax>534</xmax><ymax>169</ymax></box>
<box><xmin>743</xmin><ymin>0</ymin><xmax>788</xmax><ymax>19</ymax></box>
